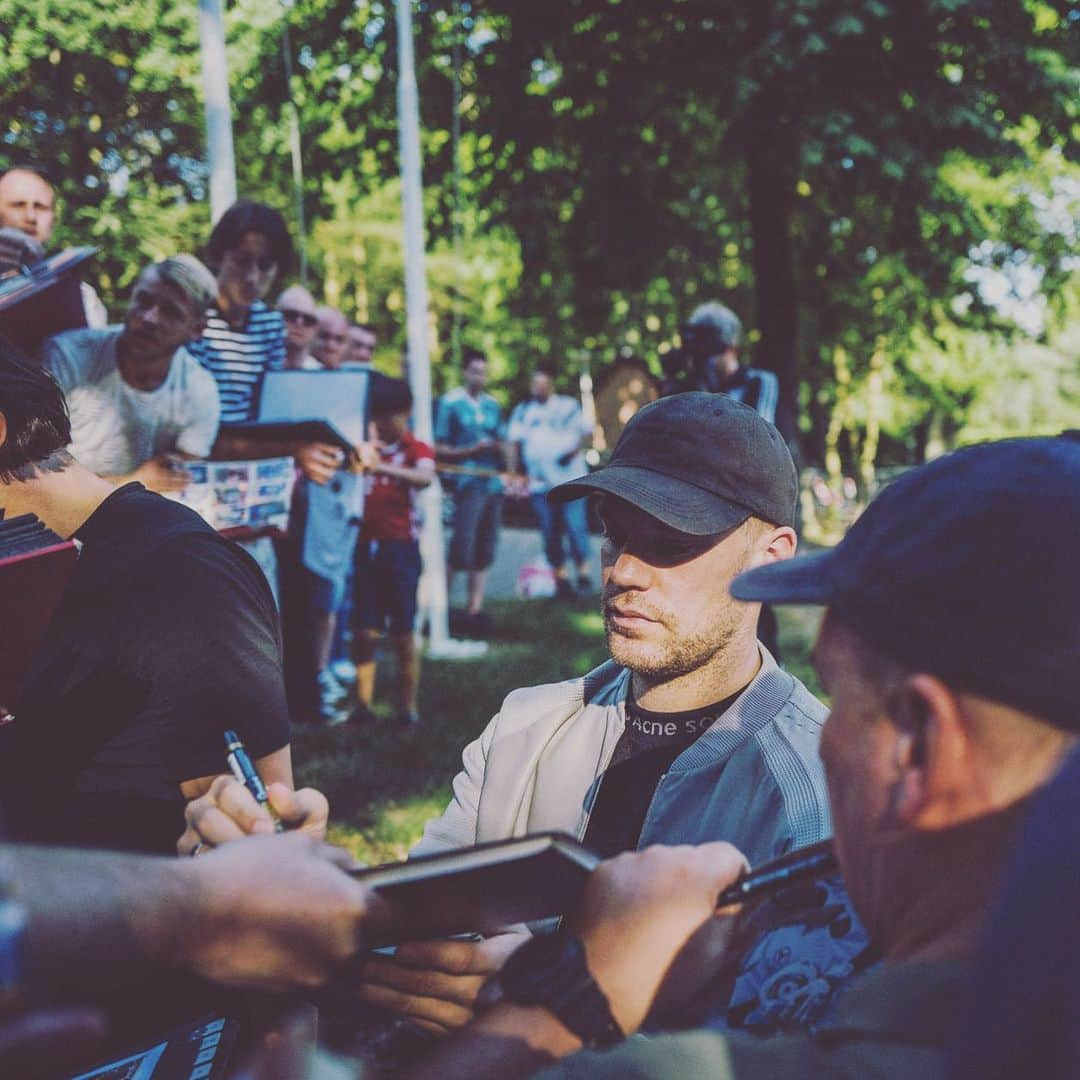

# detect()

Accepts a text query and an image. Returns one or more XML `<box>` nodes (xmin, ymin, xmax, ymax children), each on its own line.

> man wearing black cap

<box><xmin>405</xmin><ymin>434</ymin><xmax>1080</xmax><ymax>1078</ymax></box>
<box><xmin>185</xmin><ymin>392</ymin><xmax>829</xmax><ymax>1032</ymax></box>
<box><xmin>183</xmin><ymin>393</ymin><xmax>839</xmax><ymax>1033</ymax></box>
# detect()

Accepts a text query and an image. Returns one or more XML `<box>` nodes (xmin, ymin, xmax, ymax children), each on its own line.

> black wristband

<box><xmin>494</xmin><ymin>933</ymin><xmax>623</xmax><ymax>1050</ymax></box>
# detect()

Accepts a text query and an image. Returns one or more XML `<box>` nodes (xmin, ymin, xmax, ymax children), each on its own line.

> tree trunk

<box><xmin>746</xmin><ymin>3</ymin><xmax>800</xmax><ymax>444</ymax></box>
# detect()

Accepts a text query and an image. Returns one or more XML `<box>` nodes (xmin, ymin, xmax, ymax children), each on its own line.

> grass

<box><xmin>295</xmin><ymin>597</ymin><xmax>822</xmax><ymax>865</ymax></box>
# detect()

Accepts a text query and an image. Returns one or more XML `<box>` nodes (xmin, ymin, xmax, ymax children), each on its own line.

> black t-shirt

<box><xmin>582</xmin><ymin>688</ymin><xmax>744</xmax><ymax>860</ymax></box>
<box><xmin>0</xmin><ymin>484</ymin><xmax>290</xmax><ymax>854</ymax></box>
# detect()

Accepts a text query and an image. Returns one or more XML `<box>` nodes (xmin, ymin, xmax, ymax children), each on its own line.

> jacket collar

<box><xmin>580</xmin><ymin>648</ymin><xmax>803</xmax><ymax>772</ymax></box>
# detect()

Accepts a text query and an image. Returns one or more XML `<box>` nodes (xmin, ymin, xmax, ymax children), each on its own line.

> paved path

<box><xmin>447</xmin><ymin>526</ymin><xmax>604</xmax><ymax>603</ymax></box>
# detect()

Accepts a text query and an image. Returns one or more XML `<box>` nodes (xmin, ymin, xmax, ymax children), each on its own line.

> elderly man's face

<box><xmin>598</xmin><ymin>496</ymin><xmax>758</xmax><ymax>681</ymax></box>
<box><xmin>314</xmin><ymin>310</ymin><xmax>349</xmax><ymax>369</ymax></box>
<box><xmin>0</xmin><ymin>170</ymin><xmax>56</xmax><ymax>246</ymax></box>
<box><xmin>123</xmin><ymin>267</ymin><xmax>205</xmax><ymax>359</ymax></box>
<box><xmin>813</xmin><ymin>616</ymin><xmax>909</xmax><ymax>929</ymax></box>
<box><xmin>347</xmin><ymin>325</ymin><xmax>377</xmax><ymax>365</ymax></box>
<box><xmin>277</xmin><ymin>287</ymin><xmax>319</xmax><ymax>352</ymax></box>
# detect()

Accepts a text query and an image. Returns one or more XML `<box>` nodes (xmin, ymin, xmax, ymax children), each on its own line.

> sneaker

<box><xmin>316</xmin><ymin>668</ymin><xmax>349</xmax><ymax>720</ymax></box>
<box><xmin>398</xmin><ymin>709</ymin><xmax>421</xmax><ymax>728</ymax></box>
<box><xmin>576</xmin><ymin>574</ymin><xmax>594</xmax><ymax>595</ymax></box>
<box><xmin>329</xmin><ymin>659</ymin><xmax>358</xmax><ymax>686</ymax></box>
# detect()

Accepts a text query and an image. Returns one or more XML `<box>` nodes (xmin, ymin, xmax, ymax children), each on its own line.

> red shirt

<box><xmin>362</xmin><ymin>432</ymin><xmax>435</xmax><ymax>542</ymax></box>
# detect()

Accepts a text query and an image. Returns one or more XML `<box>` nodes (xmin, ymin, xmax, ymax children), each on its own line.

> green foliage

<box><xmin>1</xmin><ymin>0</ymin><xmax>1076</xmax><ymax>457</ymax></box>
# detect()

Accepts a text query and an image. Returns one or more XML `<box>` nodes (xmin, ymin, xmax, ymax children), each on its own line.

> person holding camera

<box><xmin>660</xmin><ymin>302</ymin><xmax>778</xmax><ymax>425</ymax></box>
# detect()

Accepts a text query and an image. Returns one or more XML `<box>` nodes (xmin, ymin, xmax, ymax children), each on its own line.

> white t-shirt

<box><xmin>508</xmin><ymin>394</ymin><xmax>592</xmax><ymax>492</ymax></box>
<box><xmin>42</xmin><ymin>326</ymin><xmax>221</xmax><ymax>477</ymax></box>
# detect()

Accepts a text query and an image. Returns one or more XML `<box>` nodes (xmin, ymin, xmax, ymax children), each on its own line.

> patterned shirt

<box><xmin>508</xmin><ymin>394</ymin><xmax>591</xmax><ymax>492</ymax></box>
<box><xmin>435</xmin><ymin>386</ymin><xmax>505</xmax><ymax>493</ymax></box>
<box><xmin>189</xmin><ymin>300</ymin><xmax>286</xmax><ymax>423</ymax></box>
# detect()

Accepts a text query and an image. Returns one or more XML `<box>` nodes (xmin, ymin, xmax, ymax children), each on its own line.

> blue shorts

<box><xmin>354</xmin><ymin>539</ymin><xmax>422</xmax><ymax>634</ymax></box>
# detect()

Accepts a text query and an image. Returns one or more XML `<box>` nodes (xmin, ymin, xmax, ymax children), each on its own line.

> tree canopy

<box><xmin>1</xmin><ymin>0</ymin><xmax>1076</xmax><ymax>470</ymax></box>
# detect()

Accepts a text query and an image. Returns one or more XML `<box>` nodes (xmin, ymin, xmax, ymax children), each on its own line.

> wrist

<box><xmin>130</xmin><ymin>858</ymin><xmax>204</xmax><ymax>974</ymax></box>
<box><xmin>486</xmin><ymin>933</ymin><xmax>624</xmax><ymax>1051</ymax></box>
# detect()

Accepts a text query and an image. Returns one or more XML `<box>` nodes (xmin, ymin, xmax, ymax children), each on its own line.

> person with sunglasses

<box><xmin>277</xmin><ymin>284</ymin><xmax>322</xmax><ymax>371</ymax></box>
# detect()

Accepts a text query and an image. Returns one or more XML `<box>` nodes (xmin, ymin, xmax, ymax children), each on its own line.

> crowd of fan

<box><xmin>0</xmin><ymin>165</ymin><xmax>613</xmax><ymax>727</ymax></box>
<box><xmin>0</xmin><ymin>161</ymin><xmax>1078</xmax><ymax>1079</ymax></box>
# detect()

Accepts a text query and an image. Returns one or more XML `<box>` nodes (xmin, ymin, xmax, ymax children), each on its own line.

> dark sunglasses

<box><xmin>280</xmin><ymin>308</ymin><xmax>317</xmax><ymax>327</ymax></box>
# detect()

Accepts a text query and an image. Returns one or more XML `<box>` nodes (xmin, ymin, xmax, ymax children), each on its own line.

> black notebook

<box><xmin>0</xmin><ymin>514</ymin><xmax>77</xmax><ymax>708</ymax></box>
<box><xmin>352</xmin><ymin>832</ymin><xmax>600</xmax><ymax>943</ymax></box>
<box><xmin>221</xmin><ymin>418</ymin><xmax>357</xmax><ymax>457</ymax></box>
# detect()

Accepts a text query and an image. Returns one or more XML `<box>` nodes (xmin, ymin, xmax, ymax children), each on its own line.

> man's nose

<box><xmin>605</xmin><ymin>545</ymin><xmax>652</xmax><ymax>590</ymax></box>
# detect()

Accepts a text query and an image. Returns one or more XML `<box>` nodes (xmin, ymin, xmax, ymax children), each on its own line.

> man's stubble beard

<box><xmin>603</xmin><ymin>604</ymin><xmax>741</xmax><ymax>683</ymax></box>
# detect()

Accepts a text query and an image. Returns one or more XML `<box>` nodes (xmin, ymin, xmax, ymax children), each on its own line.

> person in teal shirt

<box><xmin>435</xmin><ymin>349</ymin><xmax>508</xmax><ymax>634</ymax></box>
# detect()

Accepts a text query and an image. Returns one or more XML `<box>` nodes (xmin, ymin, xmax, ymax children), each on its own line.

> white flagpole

<box><xmin>395</xmin><ymin>0</ymin><xmax>485</xmax><ymax>659</ymax></box>
<box><xmin>197</xmin><ymin>0</ymin><xmax>238</xmax><ymax>222</ymax></box>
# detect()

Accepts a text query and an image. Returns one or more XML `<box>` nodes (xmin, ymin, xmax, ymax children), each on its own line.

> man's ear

<box><xmin>749</xmin><ymin>524</ymin><xmax>797</xmax><ymax>568</ymax></box>
<box><xmin>0</xmin><ymin>410</ymin><xmax>7</xmax><ymax>452</ymax></box>
<box><xmin>887</xmin><ymin>673</ymin><xmax>968</xmax><ymax>828</ymax></box>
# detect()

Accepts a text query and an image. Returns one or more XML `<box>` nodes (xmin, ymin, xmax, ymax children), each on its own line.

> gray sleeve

<box><xmin>41</xmin><ymin>334</ymin><xmax>82</xmax><ymax>394</ymax></box>
<box><xmin>174</xmin><ymin>363</ymin><xmax>222</xmax><ymax>459</ymax></box>
<box><xmin>753</xmin><ymin>370</ymin><xmax>779</xmax><ymax>425</ymax></box>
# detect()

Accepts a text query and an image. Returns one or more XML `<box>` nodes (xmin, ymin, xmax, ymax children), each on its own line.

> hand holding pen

<box><xmin>176</xmin><ymin>742</ymin><xmax>331</xmax><ymax>855</ymax></box>
<box><xmin>224</xmin><ymin>730</ymin><xmax>284</xmax><ymax>834</ymax></box>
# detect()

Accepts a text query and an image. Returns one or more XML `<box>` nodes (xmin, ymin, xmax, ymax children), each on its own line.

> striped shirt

<box><xmin>189</xmin><ymin>300</ymin><xmax>287</xmax><ymax>423</ymax></box>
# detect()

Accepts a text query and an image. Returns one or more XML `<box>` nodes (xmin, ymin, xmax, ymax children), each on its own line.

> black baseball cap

<box><xmin>731</xmin><ymin>436</ymin><xmax>1080</xmax><ymax>729</ymax></box>
<box><xmin>549</xmin><ymin>392</ymin><xmax>797</xmax><ymax>534</ymax></box>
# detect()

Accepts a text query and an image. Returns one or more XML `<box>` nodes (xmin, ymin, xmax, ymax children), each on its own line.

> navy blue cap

<box><xmin>549</xmin><ymin>392</ymin><xmax>797</xmax><ymax>534</ymax></box>
<box><xmin>731</xmin><ymin>436</ymin><xmax>1080</xmax><ymax>728</ymax></box>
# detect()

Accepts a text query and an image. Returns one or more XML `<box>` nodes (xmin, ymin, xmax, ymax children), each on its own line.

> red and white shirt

<box><xmin>362</xmin><ymin>431</ymin><xmax>436</xmax><ymax>542</ymax></box>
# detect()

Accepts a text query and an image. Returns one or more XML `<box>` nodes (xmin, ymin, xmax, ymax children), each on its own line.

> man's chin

<box><xmin>606</xmin><ymin>629</ymin><xmax>664</xmax><ymax>671</ymax></box>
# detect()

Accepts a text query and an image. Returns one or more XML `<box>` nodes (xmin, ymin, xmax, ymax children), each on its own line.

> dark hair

<box><xmin>0</xmin><ymin>337</ymin><xmax>72</xmax><ymax>482</ymax></box>
<box><xmin>205</xmin><ymin>200</ymin><xmax>293</xmax><ymax>276</ymax></box>
<box><xmin>463</xmin><ymin>348</ymin><xmax>487</xmax><ymax>369</ymax></box>
<box><xmin>371</xmin><ymin>377</ymin><xmax>414</xmax><ymax>418</ymax></box>
<box><xmin>353</xmin><ymin>322</ymin><xmax>377</xmax><ymax>336</ymax></box>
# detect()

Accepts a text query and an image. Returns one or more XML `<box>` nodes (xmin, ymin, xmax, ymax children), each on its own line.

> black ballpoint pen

<box><xmin>716</xmin><ymin>839</ymin><xmax>837</xmax><ymax>908</ymax></box>
<box><xmin>224</xmin><ymin>729</ymin><xmax>284</xmax><ymax>833</ymax></box>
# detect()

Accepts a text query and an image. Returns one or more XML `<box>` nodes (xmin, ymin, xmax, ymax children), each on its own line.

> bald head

<box><xmin>314</xmin><ymin>305</ymin><xmax>349</xmax><ymax>369</ymax></box>
<box><xmin>0</xmin><ymin>169</ymin><xmax>56</xmax><ymax>246</ymax></box>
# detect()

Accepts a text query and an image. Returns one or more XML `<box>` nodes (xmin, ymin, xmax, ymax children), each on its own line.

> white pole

<box><xmin>396</xmin><ymin>0</ymin><xmax>483</xmax><ymax>658</ymax></box>
<box><xmin>198</xmin><ymin>0</ymin><xmax>238</xmax><ymax>222</ymax></box>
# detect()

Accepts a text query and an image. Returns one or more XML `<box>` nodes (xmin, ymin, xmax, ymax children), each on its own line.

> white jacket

<box><xmin>415</xmin><ymin>648</ymin><xmax>831</xmax><ymax>866</ymax></box>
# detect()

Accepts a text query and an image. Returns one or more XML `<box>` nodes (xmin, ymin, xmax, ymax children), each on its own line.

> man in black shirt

<box><xmin>0</xmin><ymin>341</ymin><xmax>291</xmax><ymax>854</ymax></box>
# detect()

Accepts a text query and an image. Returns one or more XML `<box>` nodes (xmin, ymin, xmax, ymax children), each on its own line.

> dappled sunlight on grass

<box><xmin>568</xmin><ymin>610</ymin><xmax>606</xmax><ymax>636</ymax></box>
